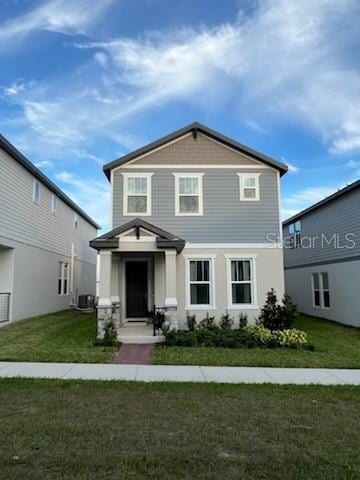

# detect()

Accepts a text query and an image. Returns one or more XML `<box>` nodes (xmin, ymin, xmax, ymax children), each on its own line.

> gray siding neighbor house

<box><xmin>283</xmin><ymin>180</ymin><xmax>360</xmax><ymax>327</ymax></box>
<box><xmin>91</xmin><ymin>122</ymin><xmax>288</xmax><ymax>341</ymax></box>
<box><xmin>0</xmin><ymin>134</ymin><xmax>99</xmax><ymax>324</ymax></box>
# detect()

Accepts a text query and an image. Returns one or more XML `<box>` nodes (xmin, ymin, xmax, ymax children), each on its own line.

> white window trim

<box><xmin>51</xmin><ymin>194</ymin><xmax>58</xmax><ymax>214</ymax></box>
<box><xmin>238</xmin><ymin>173</ymin><xmax>261</xmax><ymax>201</ymax></box>
<box><xmin>122</xmin><ymin>172</ymin><xmax>153</xmax><ymax>216</ymax></box>
<box><xmin>225</xmin><ymin>254</ymin><xmax>258</xmax><ymax>309</ymax></box>
<box><xmin>311</xmin><ymin>272</ymin><xmax>330</xmax><ymax>309</ymax></box>
<box><xmin>33</xmin><ymin>180</ymin><xmax>41</xmax><ymax>204</ymax></box>
<box><xmin>173</xmin><ymin>173</ymin><xmax>204</xmax><ymax>216</ymax></box>
<box><xmin>58</xmin><ymin>262</ymin><xmax>70</xmax><ymax>296</ymax></box>
<box><xmin>184</xmin><ymin>254</ymin><xmax>216</xmax><ymax>310</ymax></box>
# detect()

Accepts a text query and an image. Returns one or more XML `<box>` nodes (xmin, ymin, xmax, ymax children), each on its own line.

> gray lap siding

<box><xmin>112</xmin><ymin>168</ymin><xmax>280</xmax><ymax>243</ymax></box>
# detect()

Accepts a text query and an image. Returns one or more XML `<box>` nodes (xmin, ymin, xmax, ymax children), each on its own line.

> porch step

<box><xmin>119</xmin><ymin>335</ymin><xmax>165</xmax><ymax>344</ymax></box>
<box><xmin>118</xmin><ymin>322</ymin><xmax>165</xmax><ymax>344</ymax></box>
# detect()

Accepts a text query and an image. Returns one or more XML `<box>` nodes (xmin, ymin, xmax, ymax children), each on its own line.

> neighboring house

<box><xmin>91</xmin><ymin>122</ymin><xmax>288</xmax><ymax>339</ymax></box>
<box><xmin>283</xmin><ymin>180</ymin><xmax>360</xmax><ymax>327</ymax></box>
<box><xmin>0</xmin><ymin>134</ymin><xmax>99</xmax><ymax>324</ymax></box>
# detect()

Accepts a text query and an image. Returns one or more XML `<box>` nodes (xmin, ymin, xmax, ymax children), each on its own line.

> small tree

<box><xmin>102</xmin><ymin>319</ymin><xmax>118</xmax><ymax>346</ymax></box>
<box><xmin>258</xmin><ymin>289</ymin><xmax>298</xmax><ymax>331</ymax></box>
<box><xmin>258</xmin><ymin>289</ymin><xmax>283</xmax><ymax>331</ymax></box>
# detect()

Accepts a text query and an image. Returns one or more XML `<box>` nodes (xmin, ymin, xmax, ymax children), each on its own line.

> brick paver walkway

<box><xmin>114</xmin><ymin>344</ymin><xmax>153</xmax><ymax>365</ymax></box>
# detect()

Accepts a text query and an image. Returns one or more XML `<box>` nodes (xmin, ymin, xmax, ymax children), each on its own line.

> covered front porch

<box><xmin>90</xmin><ymin>218</ymin><xmax>185</xmax><ymax>342</ymax></box>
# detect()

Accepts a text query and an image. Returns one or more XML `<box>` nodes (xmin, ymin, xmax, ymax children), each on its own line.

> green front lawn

<box><xmin>0</xmin><ymin>379</ymin><xmax>359</xmax><ymax>479</ymax></box>
<box><xmin>153</xmin><ymin>315</ymin><xmax>360</xmax><ymax>368</ymax></box>
<box><xmin>0</xmin><ymin>310</ymin><xmax>117</xmax><ymax>363</ymax></box>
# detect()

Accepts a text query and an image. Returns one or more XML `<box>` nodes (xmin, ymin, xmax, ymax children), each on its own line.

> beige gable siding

<box><xmin>131</xmin><ymin>133</ymin><xmax>261</xmax><ymax>166</ymax></box>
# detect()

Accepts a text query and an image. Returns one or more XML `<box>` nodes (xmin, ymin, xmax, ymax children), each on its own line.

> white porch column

<box><xmin>98</xmin><ymin>250</ymin><xmax>112</xmax><ymax>305</ymax></box>
<box><xmin>97</xmin><ymin>250</ymin><xmax>113</xmax><ymax>339</ymax></box>
<box><xmin>164</xmin><ymin>249</ymin><xmax>178</xmax><ymax>329</ymax></box>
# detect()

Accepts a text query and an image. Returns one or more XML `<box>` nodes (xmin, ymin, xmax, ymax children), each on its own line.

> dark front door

<box><xmin>126</xmin><ymin>261</ymin><xmax>148</xmax><ymax>318</ymax></box>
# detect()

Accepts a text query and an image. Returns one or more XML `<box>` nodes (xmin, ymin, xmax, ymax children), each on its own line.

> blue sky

<box><xmin>1</xmin><ymin>0</ymin><xmax>360</xmax><ymax>231</ymax></box>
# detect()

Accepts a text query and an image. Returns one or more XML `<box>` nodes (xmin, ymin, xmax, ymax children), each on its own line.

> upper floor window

<box><xmin>312</xmin><ymin>272</ymin><xmax>330</xmax><ymax>308</ymax></box>
<box><xmin>74</xmin><ymin>213</ymin><xmax>78</xmax><ymax>229</ymax></box>
<box><xmin>33</xmin><ymin>180</ymin><xmax>41</xmax><ymax>204</ymax></box>
<box><xmin>238</xmin><ymin>173</ymin><xmax>261</xmax><ymax>201</ymax></box>
<box><xmin>174</xmin><ymin>173</ymin><xmax>204</xmax><ymax>216</ymax></box>
<box><xmin>123</xmin><ymin>173</ymin><xmax>152</xmax><ymax>216</ymax></box>
<box><xmin>288</xmin><ymin>220</ymin><xmax>301</xmax><ymax>248</ymax></box>
<box><xmin>51</xmin><ymin>194</ymin><xmax>58</xmax><ymax>214</ymax></box>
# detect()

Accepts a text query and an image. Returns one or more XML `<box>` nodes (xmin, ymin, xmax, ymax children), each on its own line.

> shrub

<box><xmin>219</xmin><ymin>313</ymin><xmax>233</xmax><ymax>330</ymax></box>
<box><xmin>238</xmin><ymin>313</ymin><xmax>248</xmax><ymax>329</ymax></box>
<box><xmin>163</xmin><ymin>323</ymin><xmax>307</xmax><ymax>349</ymax></box>
<box><xmin>94</xmin><ymin>319</ymin><xmax>118</xmax><ymax>347</ymax></box>
<box><xmin>258</xmin><ymin>289</ymin><xmax>298</xmax><ymax>331</ymax></box>
<box><xmin>199</xmin><ymin>312</ymin><xmax>216</xmax><ymax>329</ymax></box>
<box><xmin>186</xmin><ymin>313</ymin><xmax>197</xmax><ymax>331</ymax></box>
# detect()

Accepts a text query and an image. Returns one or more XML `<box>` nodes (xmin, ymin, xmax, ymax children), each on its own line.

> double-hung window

<box><xmin>174</xmin><ymin>173</ymin><xmax>204</xmax><ymax>215</ymax></box>
<box><xmin>288</xmin><ymin>220</ymin><xmax>301</xmax><ymax>248</ymax></box>
<box><xmin>51</xmin><ymin>194</ymin><xmax>58</xmax><ymax>214</ymax></box>
<box><xmin>186</xmin><ymin>256</ymin><xmax>215</xmax><ymax>309</ymax></box>
<box><xmin>238</xmin><ymin>173</ymin><xmax>260</xmax><ymax>201</ymax></box>
<box><xmin>33</xmin><ymin>180</ymin><xmax>41</xmax><ymax>204</ymax></box>
<box><xmin>123</xmin><ymin>173</ymin><xmax>152</xmax><ymax>216</ymax></box>
<box><xmin>312</xmin><ymin>272</ymin><xmax>330</xmax><ymax>308</ymax></box>
<box><xmin>58</xmin><ymin>262</ymin><xmax>70</xmax><ymax>295</ymax></box>
<box><xmin>226</xmin><ymin>255</ymin><xmax>257</xmax><ymax>308</ymax></box>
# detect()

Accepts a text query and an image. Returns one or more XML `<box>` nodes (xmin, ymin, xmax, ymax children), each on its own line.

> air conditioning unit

<box><xmin>78</xmin><ymin>294</ymin><xmax>95</xmax><ymax>310</ymax></box>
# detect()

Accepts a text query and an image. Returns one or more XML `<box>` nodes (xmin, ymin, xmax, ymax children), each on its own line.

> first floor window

<box><xmin>123</xmin><ymin>173</ymin><xmax>152</xmax><ymax>215</ymax></box>
<box><xmin>58</xmin><ymin>262</ymin><xmax>70</xmax><ymax>295</ymax></box>
<box><xmin>312</xmin><ymin>272</ymin><xmax>330</xmax><ymax>308</ymax></box>
<box><xmin>227</xmin><ymin>257</ymin><xmax>255</xmax><ymax>307</ymax></box>
<box><xmin>187</xmin><ymin>257</ymin><xmax>214</xmax><ymax>307</ymax></box>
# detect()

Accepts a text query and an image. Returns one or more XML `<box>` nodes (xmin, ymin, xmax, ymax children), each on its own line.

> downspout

<box><xmin>70</xmin><ymin>242</ymin><xmax>76</xmax><ymax>305</ymax></box>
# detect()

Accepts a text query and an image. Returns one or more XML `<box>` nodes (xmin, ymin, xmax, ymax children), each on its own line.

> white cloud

<box><xmin>282</xmin><ymin>182</ymin><xmax>350</xmax><ymax>220</ymax></box>
<box><xmin>0</xmin><ymin>0</ymin><xmax>114</xmax><ymax>46</ymax></box>
<box><xmin>286</xmin><ymin>163</ymin><xmax>300</xmax><ymax>174</ymax></box>
<box><xmin>94</xmin><ymin>51</ymin><xmax>108</xmax><ymax>67</ymax></box>
<box><xmin>3</xmin><ymin>0</ymin><xmax>360</xmax><ymax>161</ymax></box>
<box><xmin>34</xmin><ymin>159</ymin><xmax>53</xmax><ymax>169</ymax></box>
<box><xmin>55</xmin><ymin>171</ymin><xmax>110</xmax><ymax>230</ymax></box>
<box><xmin>244</xmin><ymin>120</ymin><xmax>268</xmax><ymax>134</ymax></box>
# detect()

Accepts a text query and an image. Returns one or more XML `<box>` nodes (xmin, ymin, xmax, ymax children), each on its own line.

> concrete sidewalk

<box><xmin>0</xmin><ymin>362</ymin><xmax>360</xmax><ymax>384</ymax></box>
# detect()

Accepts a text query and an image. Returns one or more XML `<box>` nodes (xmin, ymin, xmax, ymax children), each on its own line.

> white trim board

<box><xmin>124</xmin><ymin>164</ymin><xmax>271</xmax><ymax>169</ymax></box>
<box><xmin>184</xmin><ymin>243</ymin><xmax>282</xmax><ymax>249</ymax></box>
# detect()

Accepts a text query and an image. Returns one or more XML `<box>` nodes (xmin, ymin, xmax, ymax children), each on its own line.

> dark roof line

<box><xmin>90</xmin><ymin>218</ymin><xmax>185</xmax><ymax>253</ymax></box>
<box><xmin>0</xmin><ymin>133</ymin><xmax>100</xmax><ymax>229</ymax></box>
<box><xmin>102</xmin><ymin>121</ymin><xmax>288</xmax><ymax>179</ymax></box>
<box><xmin>283</xmin><ymin>179</ymin><xmax>360</xmax><ymax>226</ymax></box>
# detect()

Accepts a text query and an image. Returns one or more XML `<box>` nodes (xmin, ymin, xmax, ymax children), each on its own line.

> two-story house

<box><xmin>0</xmin><ymin>134</ymin><xmax>99</xmax><ymax>324</ymax></box>
<box><xmin>91</xmin><ymin>122</ymin><xmax>288</xmax><ymax>340</ymax></box>
<box><xmin>283</xmin><ymin>180</ymin><xmax>360</xmax><ymax>327</ymax></box>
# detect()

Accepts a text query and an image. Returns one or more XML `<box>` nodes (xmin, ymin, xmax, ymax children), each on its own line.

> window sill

<box><xmin>227</xmin><ymin>305</ymin><xmax>258</xmax><ymax>310</ymax></box>
<box><xmin>186</xmin><ymin>305</ymin><xmax>217</xmax><ymax>310</ymax></box>
<box><xmin>176</xmin><ymin>213</ymin><xmax>203</xmax><ymax>217</ymax></box>
<box><xmin>123</xmin><ymin>212</ymin><xmax>152</xmax><ymax>216</ymax></box>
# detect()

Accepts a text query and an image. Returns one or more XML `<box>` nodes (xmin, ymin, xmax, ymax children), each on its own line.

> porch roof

<box><xmin>89</xmin><ymin>218</ymin><xmax>185</xmax><ymax>253</ymax></box>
